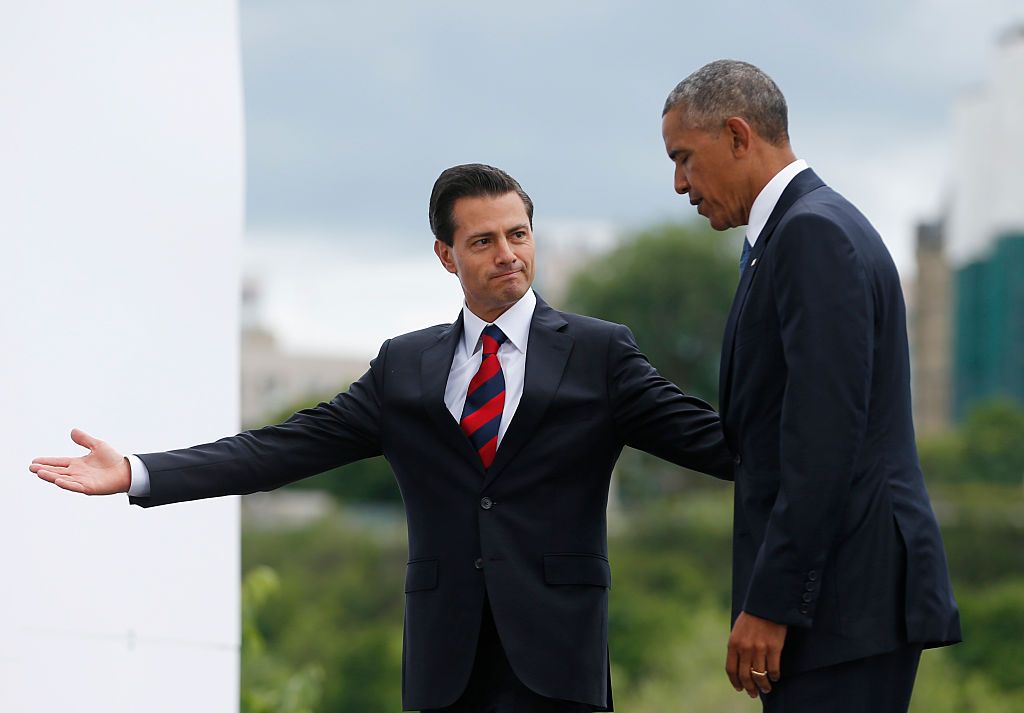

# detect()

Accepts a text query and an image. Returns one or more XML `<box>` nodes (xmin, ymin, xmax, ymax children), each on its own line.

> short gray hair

<box><xmin>663</xmin><ymin>60</ymin><xmax>790</xmax><ymax>146</ymax></box>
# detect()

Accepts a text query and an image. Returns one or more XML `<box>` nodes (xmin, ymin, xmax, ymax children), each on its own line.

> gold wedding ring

<box><xmin>750</xmin><ymin>669</ymin><xmax>768</xmax><ymax>678</ymax></box>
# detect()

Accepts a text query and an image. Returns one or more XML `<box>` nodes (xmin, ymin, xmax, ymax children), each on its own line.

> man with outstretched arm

<box><xmin>33</xmin><ymin>163</ymin><xmax>733</xmax><ymax>713</ymax></box>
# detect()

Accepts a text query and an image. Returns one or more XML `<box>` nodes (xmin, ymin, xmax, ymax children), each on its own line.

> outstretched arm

<box><xmin>30</xmin><ymin>341</ymin><xmax>390</xmax><ymax>506</ymax></box>
<box><xmin>608</xmin><ymin>324</ymin><xmax>734</xmax><ymax>480</ymax></box>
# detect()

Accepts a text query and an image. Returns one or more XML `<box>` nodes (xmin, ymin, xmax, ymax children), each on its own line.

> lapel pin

<box><xmin>751</xmin><ymin>258</ymin><xmax>758</xmax><ymax>267</ymax></box>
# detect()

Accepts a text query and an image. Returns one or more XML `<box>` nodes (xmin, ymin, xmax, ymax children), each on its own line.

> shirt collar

<box><xmin>746</xmin><ymin>159</ymin><xmax>809</xmax><ymax>247</ymax></box>
<box><xmin>461</xmin><ymin>288</ymin><xmax>537</xmax><ymax>356</ymax></box>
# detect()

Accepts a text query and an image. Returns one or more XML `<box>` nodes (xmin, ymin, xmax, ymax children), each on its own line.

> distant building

<box><xmin>953</xmin><ymin>232</ymin><xmax>1024</xmax><ymax>418</ymax></box>
<box><xmin>533</xmin><ymin>222</ymin><xmax>617</xmax><ymax>307</ymax></box>
<box><xmin>946</xmin><ymin>27</ymin><xmax>1024</xmax><ymax>266</ymax></box>
<box><xmin>240</xmin><ymin>279</ymin><xmax>367</xmax><ymax>427</ymax></box>
<box><xmin>915</xmin><ymin>26</ymin><xmax>1024</xmax><ymax>422</ymax></box>
<box><xmin>911</xmin><ymin>220</ymin><xmax>952</xmax><ymax>434</ymax></box>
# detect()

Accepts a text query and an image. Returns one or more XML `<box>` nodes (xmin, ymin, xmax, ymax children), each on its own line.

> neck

<box><xmin>749</xmin><ymin>145</ymin><xmax>798</xmax><ymax>198</ymax></box>
<box><xmin>467</xmin><ymin>302</ymin><xmax>514</xmax><ymax>324</ymax></box>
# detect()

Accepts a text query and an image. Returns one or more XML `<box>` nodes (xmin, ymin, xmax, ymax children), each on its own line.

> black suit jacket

<box><xmin>130</xmin><ymin>297</ymin><xmax>734</xmax><ymax>710</ymax></box>
<box><xmin>720</xmin><ymin>169</ymin><xmax>961</xmax><ymax>674</ymax></box>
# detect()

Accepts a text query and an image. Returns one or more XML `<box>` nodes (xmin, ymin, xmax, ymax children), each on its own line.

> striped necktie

<box><xmin>461</xmin><ymin>324</ymin><xmax>508</xmax><ymax>468</ymax></box>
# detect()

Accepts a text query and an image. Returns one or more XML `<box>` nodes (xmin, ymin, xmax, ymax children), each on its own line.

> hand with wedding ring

<box><xmin>726</xmin><ymin>611</ymin><xmax>786</xmax><ymax>697</ymax></box>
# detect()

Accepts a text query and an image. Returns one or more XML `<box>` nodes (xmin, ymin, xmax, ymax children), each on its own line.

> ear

<box><xmin>725</xmin><ymin>116</ymin><xmax>754</xmax><ymax>157</ymax></box>
<box><xmin>434</xmin><ymin>239</ymin><xmax>458</xmax><ymax>275</ymax></box>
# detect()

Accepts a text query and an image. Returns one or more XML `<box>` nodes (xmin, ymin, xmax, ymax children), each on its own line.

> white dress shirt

<box><xmin>746</xmin><ymin>159</ymin><xmax>809</xmax><ymax>247</ymax></box>
<box><xmin>127</xmin><ymin>288</ymin><xmax>540</xmax><ymax>498</ymax></box>
<box><xmin>443</xmin><ymin>288</ymin><xmax>536</xmax><ymax>443</ymax></box>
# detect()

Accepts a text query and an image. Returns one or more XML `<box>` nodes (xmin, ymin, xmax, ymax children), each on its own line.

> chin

<box><xmin>504</xmin><ymin>285</ymin><xmax>527</xmax><ymax>302</ymax></box>
<box><xmin>498</xmin><ymin>281</ymin><xmax>527</xmax><ymax>301</ymax></box>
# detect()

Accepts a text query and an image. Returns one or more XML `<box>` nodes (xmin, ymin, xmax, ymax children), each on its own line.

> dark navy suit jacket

<box><xmin>720</xmin><ymin>169</ymin><xmax>961</xmax><ymax>673</ymax></box>
<box><xmin>130</xmin><ymin>297</ymin><xmax>734</xmax><ymax>711</ymax></box>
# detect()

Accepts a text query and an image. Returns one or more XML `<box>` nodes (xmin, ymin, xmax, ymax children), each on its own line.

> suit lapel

<box><xmin>719</xmin><ymin>236</ymin><xmax>767</xmax><ymax>412</ymax></box>
<box><xmin>719</xmin><ymin>169</ymin><xmax>826</xmax><ymax>413</ymax></box>
<box><xmin>484</xmin><ymin>297</ymin><xmax>573</xmax><ymax>488</ymax></box>
<box><xmin>420</xmin><ymin>313</ymin><xmax>486</xmax><ymax>474</ymax></box>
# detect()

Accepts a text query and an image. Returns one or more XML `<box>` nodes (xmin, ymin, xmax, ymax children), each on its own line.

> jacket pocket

<box><xmin>543</xmin><ymin>553</ymin><xmax>612</xmax><ymax>588</ymax></box>
<box><xmin>404</xmin><ymin>558</ymin><xmax>439</xmax><ymax>593</ymax></box>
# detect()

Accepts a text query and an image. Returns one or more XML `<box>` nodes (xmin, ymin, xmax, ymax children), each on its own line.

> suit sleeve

<box><xmin>129</xmin><ymin>340</ymin><xmax>389</xmax><ymax>508</ymax></box>
<box><xmin>741</xmin><ymin>214</ymin><xmax>873</xmax><ymax>627</ymax></box>
<box><xmin>607</xmin><ymin>324</ymin><xmax>733</xmax><ymax>480</ymax></box>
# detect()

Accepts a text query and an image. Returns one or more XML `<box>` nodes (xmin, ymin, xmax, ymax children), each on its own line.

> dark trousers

<box><xmin>423</xmin><ymin>595</ymin><xmax>594</xmax><ymax>713</ymax></box>
<box><xmin>762</xmin><ymin>645</ymin><xmax>923</xmax><ymax>713</ymax></box>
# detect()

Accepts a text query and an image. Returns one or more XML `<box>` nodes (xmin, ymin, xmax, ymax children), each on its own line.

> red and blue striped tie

<box><xmin>461</xmin><ymin>324</ymin><xmax>508</xmax><ymax>468</ymax></box>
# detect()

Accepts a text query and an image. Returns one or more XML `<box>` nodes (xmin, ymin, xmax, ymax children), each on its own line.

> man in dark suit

<box><xmin>660</xmin><ymin>60</ymin><xmax>962</xmax><ymax>711</ymax></box>
<box><xmin>31</xmin><ymin>163</ymin><xmax>734</xmax><ymax>712</ymax></box>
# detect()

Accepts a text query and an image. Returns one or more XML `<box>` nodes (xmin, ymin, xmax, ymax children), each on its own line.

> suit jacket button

<box><xmin>474</xmin><ymin>558</ymin><xmax>484</xmax><ymax>570</ymax></box>
<box><xmin>805</xmin><ymin>582</ymin><xmax>816</xmax><ymax>591</ymax></box>
<box><xmin>802</xmin><ymin>592</ymin><xmax>813</xmax><ymax>603</ymax></box>
<box><xmin>800</xmin><ymin>605</ymin><xmax>809</xmax><ymax>614</ymax></box>
<box><xmin>733</xmin><ymin>454</ymin><xmax>742</xmax><ymax>466</ymax></box>
<box><xmin>807</xmin><ymin>570</ymin><xmax>818</xmax><ymax>581</ymax></box>
<box><xmin>480</xmin><ymin>497</ymin><xmax>494</xmax><ymax>510</ymax></box>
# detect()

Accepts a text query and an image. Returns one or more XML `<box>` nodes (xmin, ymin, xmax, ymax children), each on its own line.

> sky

<box><xmin>239</xmin><ymin>0</ymin><xmax>1023</xmax><ymax>357</ymax></box>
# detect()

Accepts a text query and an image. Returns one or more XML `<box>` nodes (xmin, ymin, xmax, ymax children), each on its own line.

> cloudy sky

<box><xmin>239</xmin><ymin>0</ymin><xmax>1022</xmax><ymax>356</ymax></box>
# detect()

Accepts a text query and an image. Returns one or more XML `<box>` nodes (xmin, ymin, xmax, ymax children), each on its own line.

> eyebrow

<box><xmin>465</xmin><ymin>224</ymin><xmax>530</xmax><ymax>241</ymax></box>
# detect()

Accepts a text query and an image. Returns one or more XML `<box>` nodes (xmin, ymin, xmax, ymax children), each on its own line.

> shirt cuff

<box><xmin>126</xmin><ymin>454</ymin><xmax>151</xmax><ymax>498</ymax></box>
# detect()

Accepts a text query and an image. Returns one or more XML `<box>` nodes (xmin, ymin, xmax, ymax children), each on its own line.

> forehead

<box><xmin>451</xmin><ymin>192</ymin><xmax>529</xmax><ymax>235</ymax></box>
<box><xmin>662</xmin><ymin>106</ymin><xmax>715</xmax><ymax>148</ymax></box>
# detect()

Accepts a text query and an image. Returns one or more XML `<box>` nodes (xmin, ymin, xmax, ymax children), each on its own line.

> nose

<box><xmin>495</xmin><ymin>237</ymin><xmax>517</xmax><ymax>265</ymax></box>
<box><xmin>674</xmin><ymin>165</ymin><xmax>690</xmax><ymax>195</ymax></box>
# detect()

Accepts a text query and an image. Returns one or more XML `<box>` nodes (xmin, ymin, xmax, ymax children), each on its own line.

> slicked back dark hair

<box><xmin>663</xmin><ymin>59</ymin><xmax>790</xmax><ymax>146</ymax></box>
<box><xmin>429</xmin><ymin>163</ymin><xmax>534</xmax><ymax>246</ymax></box>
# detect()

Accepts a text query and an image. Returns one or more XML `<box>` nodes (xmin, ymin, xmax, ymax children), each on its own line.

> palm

<box><xmin>30</xmin><ymin>429</ymin><xmax>130</xmax><ymax>495</ymax></box>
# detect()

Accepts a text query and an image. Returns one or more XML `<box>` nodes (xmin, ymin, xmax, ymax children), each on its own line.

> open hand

<box><xmin>726</xmin><ymin>610</ymin><xmax>787</xmax><ymax>698</ymax></box>
<box><xmin>30</xmin><ymin>429</ymin><xmax>131</xmax><ymax>495</ymax></box>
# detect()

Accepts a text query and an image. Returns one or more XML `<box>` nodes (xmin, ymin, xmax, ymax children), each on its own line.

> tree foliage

<box><xmin>241</xmin><ymin>566</ymin><xmax>325</xmax><ymax>713</ymax></box>
<box><xmin>918</xmin><ymin>399</ymin><xmax>1024</xmax><ymax>485</ymax></box>
<box><xmin>243</xmin><ymin>519</ymin><xmax>406</xmax><ymax>712</ymax></box>
<box><xmin>241</xmin><ymin>489</ymin><xmax>1024</xmax><ymax>712</ymax></box>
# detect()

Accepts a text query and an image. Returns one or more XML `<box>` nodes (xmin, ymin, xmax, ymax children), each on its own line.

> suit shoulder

<box><xmin>383</xmin><ymin>323</ymin><xmax>455</xmax><ymax>352</ymax></box>
<box><xmin>552</xmin><ymin>310</ymin><xmax>635</xmax><ymax>350</ymax></box>
<box><xmin>557</xmin><ymin>309</ymin><xmax>629</xmax><ymax>336</ymax></box>
<box><xmin>781</xmin><ymin>185</ymin><xmax>893</xmax><ymax>262</ymax></box>
<box><xmin>784</xmin><ymin>186</ymin><xmax>875</xmax><ymax>237</ymax></box>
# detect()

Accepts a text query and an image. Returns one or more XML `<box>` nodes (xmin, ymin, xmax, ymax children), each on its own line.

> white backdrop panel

<box><xmin>0</xmin><ymin>2</ymin><xmax>243</xmax><ymax>711</ymax></box>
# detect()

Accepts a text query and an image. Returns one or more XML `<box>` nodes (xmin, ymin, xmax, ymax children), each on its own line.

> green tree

<box><xmin>243</xmin><ymin>520</ymin><xmax>406</xmax><ymax>713</ymax></box>
<box><xmin>918</xmin><ymin>399</ymin><xmax>1024</xmax><ymax>485</ymax></box>
<box><xmin>565</xmin><ymin>220</ymin><xmax>740</xmax><ymax>402</ymax></box>
<box><xmin>950</xmin><ymin>579</ymin><xmax>1024</xmax><ymax>691</ymax></box>
<box><xmin>241</xmin><ymin>566</ymin><xmax>325</xmax><ymax>713</ymax></box>
<box><xmin>240</xmin><ymin>487</ymin><xmax>1024</xmax><ymax>712</ymax></box>
<box><xmin>960</xmin><ymin>399</ymin><xmax>1024</xmax><ymax>484</ymax></box>
<box><xmin>917</xmin><ymin>431</ymin><xmax>966</xmax><ymax>484</ymax></box>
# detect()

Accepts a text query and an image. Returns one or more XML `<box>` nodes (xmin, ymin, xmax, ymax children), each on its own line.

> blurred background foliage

<box><xmin>242</xmin><ymin>222</ymin><xmax>1024</xmax><ymax>711</ymax></box>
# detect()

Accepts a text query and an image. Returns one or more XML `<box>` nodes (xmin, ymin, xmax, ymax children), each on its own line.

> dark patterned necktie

<box><xmin>739</xmin><ymin>237</ymin><xmax>752</xmax><ymax>277</ymax></box>
<box><xmin>460</xmin><ymin>324</ymin><xmax>508</xmax><ymax>468</ymax></box>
